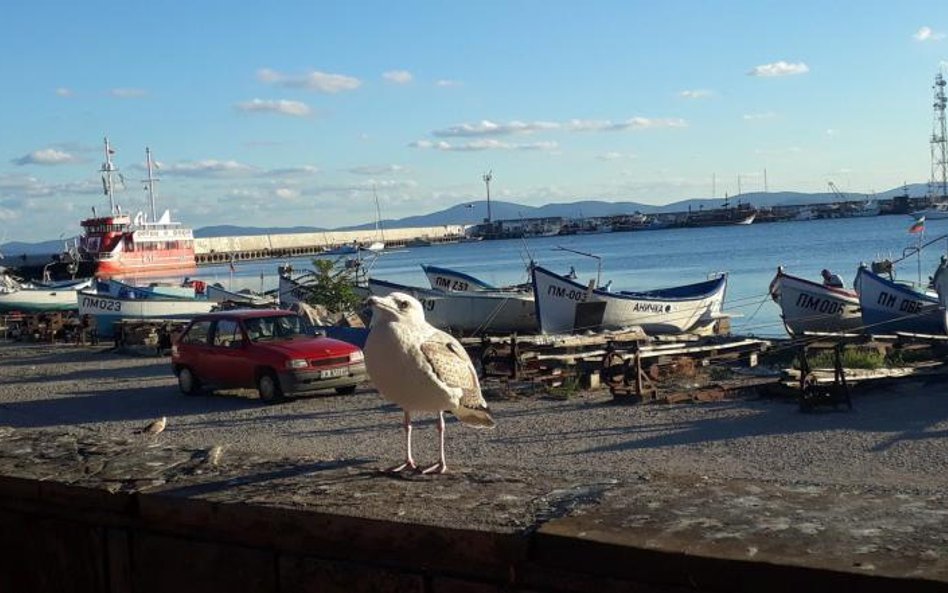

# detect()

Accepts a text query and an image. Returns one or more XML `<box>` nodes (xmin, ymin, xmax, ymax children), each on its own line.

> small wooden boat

<box><xmin>853</xmin><ymin>264</ymin><xmax>944</xmax><ymax>335</ymax></box>
<box><xmin>206</xmin><ymin>283</ymin><xmax>276</xmax><ymax>306</ymax></box>
<box><xmin>363</xmin><ymin>278</ymin><xmax>537</xmax><ymax>335</ymax></box>
<box><xmin>531</xmin><ymin>265</ymin><xmax>727</xmax><ymax>335</ymax></box>
<box><xmin>0</xmin><ymin>278</ymin><xmax>93</xmax><ymax>313</ymax></box>
<box><xmin>76</xmin><ymin>289</ymin><xmax>214</xmax><ymax>337</ymax></box>
<box><xmin>768</xmin><ymin>267</ymin><xmax>862</xmax><ymax>335</ymax></box>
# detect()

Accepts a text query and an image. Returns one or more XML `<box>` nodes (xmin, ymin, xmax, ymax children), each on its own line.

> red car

<box><xmin>171</xmin><ymin>309</ymin><xmax>367</xmax><ymax>402</ymax></box>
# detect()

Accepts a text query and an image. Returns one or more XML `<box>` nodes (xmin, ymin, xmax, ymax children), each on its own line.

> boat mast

<box><xmin>101</xmin><ymin>137</ymin><xmax>118</xmax><ymax>216</ymax></box>
<box><xmin>932</xmin><ymin>72</ymin><xmax>948</xmax><ymax>200</ymax></box>
<box><xmin>143</xmin><ymin>147</ymin><xmax>159</xmax><ymax>222</ymax></box>
<box><xmin>372</xmin><ymin>183</ymin><xmax>385</xmax><ymax>242</ymax></box>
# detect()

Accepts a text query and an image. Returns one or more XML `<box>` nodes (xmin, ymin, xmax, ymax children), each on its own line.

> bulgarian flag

<box><xmin>909</xmin><ymin>215</ymin><xmax>925</xmax><ymax>234</ymax></box>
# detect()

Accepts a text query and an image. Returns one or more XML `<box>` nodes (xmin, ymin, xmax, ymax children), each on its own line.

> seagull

<box><xmin>139</xmin><ymin>416</ymin><xmax>167</xmax><ymax>435</ymax></box>
<box><xmin>364</xmin><ymin>292</ymin><xmax>495</xmax><ymax>474</ymax></box>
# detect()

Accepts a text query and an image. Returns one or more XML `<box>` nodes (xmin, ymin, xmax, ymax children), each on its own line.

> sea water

<box><xmin>194</xmin><ymin>215</ymin><xmax>948</xmax><ymax>338</ymax></box>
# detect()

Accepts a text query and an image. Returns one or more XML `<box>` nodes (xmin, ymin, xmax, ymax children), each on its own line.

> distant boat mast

<box><xmin>143</xmin><ymin>147</ymin><xmax>159</xmax><ymax>222</ymax></box>
<box><xmin>101</xmin><ymin>137</ymin><xmax>119</xmax><ymax>216</ymax></box>
<box><xmin>932</xmin><ymin>72</ymin><xmax>947</xmax><ymax>199</ymax></box>
<box><xmin>482</xmin><ymin>169</ymin><xmax>493</xmax><ymax>223</ymax></box>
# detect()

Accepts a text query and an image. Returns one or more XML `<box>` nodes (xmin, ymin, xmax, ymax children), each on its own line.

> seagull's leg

<box><xmin>421</xmin><ymin>411</ymin><xmax>447</xmax><ymax>474</ymax></box>
<box><xmin>387</xmin><ymin>411</ymin><xmax>417</xmax><ymax>472</ymax></box>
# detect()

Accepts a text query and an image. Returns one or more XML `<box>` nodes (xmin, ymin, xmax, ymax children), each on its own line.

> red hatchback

<box><xmin>171</xmin><ymin>309</ymin><xmax>367</xmax><ymax>402</ymax></box>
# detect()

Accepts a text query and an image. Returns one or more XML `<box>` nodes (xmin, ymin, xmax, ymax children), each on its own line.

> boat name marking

<box><xmin>547</xmin><ymin>285</ymin><xmax>587</xmax><ymax>302</ymax></box>
<box><xmin>434</xmin><ymin>277</ymin><xmax>470</xmax><ymax>292</ymax></box>
<box><xmin>633</xmin><ymin>303</ymin><xmax>673</xmax><ymax>314</ymax></box>
<box><xmin>876</xmin><ymin>291</ymin><xmax>924</xmax><ymax>314</ymax></box>
<box><xmin>81</xmin><ymin>296</ymin><xmax>122</xmax><ymax>312</ymax></box>
<box><xmin>795</xmin><ymin>293</ymin><xmax>844</xmax><ymax>315</ymax></box>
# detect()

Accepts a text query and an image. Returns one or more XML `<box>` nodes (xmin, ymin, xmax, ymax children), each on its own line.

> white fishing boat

<box><xmin>363</xmin><ymin>277</ymin><xmax>537</xmax><ymax>335</ymax></box>
<box><xmin>76</xmin><ymin>289</ymin><xmax>214</xmax><ymax>338</ymax></box>
<box><xmin>421</xmin><ymin>264</ymin><xmax>498</xmax><ymax>292</ymax></box>
<box><xmin>852</xmin><ymin>264</ymin><xmax>944</xmax><ymax>335</ymax></box>
<box><xmin>0</xmin><ymin>278</ymin><xmax>93</xmax><ymax>313</ymax></box>
<box><xmin>531</xmin><ymin>265</ymin><xmax>728</xmax><ymax>335</ymax></box>
<box><xmin>768</xmin><ymin>267</ymin><xmax>862</xmax><ymax>336</ymax></box>
<box><xmin>932</xmin><ymin>256</ymin><xmax>948</xmax><ymax>333</ymax></box>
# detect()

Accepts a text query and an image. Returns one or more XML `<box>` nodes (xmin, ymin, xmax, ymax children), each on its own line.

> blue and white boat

<box><xmin>853</xmin><ymin>264</ymin><xmax>944</xmax><ymax>335</ymax></box>
<box><xmin>531</xmin><ymin>265</ymin><xmax>728</xmax><ymax>335</ymax></box>
<box><xmin>76</xmin><ymin>289</ymin><xmax>214</xmax><ymax>337</ymax></box>
<box><xmin>768</xmin><ymin>267</ymin><xmax>863</xmax><ymax>336</ymax></box>
<box><xmin>0</xmin><ymin>277</ymin><xmax>93</xmax><ymax>313</ymax></box>
<box><xmin>421</xmin><ymin>264</ymin><xmax>498</xmax><ymax>292</ymax></box>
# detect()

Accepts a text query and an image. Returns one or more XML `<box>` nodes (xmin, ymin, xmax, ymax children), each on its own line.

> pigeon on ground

<box><xmin>139</xmin><ymin>416</ymin><xmax>167</xmax><ymax>435</ymax></box>
<box><xmin>364</xmin><ymin>292</ymin><xmax>495</xmax><ymax>474</ymax></box>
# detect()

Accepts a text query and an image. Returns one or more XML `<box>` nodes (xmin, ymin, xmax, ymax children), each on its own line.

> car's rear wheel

<box><xmin>177</xmin><ymin>366</ymin><xmax>200</xmax><ymax>395</ymax></box>
<box><xmin>257</xmin><ymin>371</ymin><xmax>284</xmax><ymax>403</ymax></box>
<box><xmin>334</xmin><ymin>385</ymin><xmax>357</xmax><ymax>395</ymax></box>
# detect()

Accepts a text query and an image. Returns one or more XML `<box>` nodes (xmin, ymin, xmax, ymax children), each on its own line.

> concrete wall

<box><xmin>1</xmin><ymin>475</ymin><xmax>936</xmax><ymax>593</ymax></box>
<box><xmin>195</xmin><ymin>226</ymin><xmax>466</xmax><ymax>255</ymax></box>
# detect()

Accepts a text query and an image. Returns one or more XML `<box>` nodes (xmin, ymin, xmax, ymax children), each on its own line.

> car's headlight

<box><xmin>349</xmin><ymin>350</ymin><xmax>365</xmax><ymax>363</ymax></box>
<box><xmin>285</xmin><ymin>359</ymin><xmax>308</xmax><ymax>369</ymax></box>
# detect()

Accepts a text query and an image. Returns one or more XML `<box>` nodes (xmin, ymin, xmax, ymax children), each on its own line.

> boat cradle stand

<box><xmin>797</xmin><ymin>339</ymin><xmax>853</xmax><ymax>412</ymax></box>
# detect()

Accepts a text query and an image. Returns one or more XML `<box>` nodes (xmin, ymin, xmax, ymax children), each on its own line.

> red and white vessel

<box><xmin>78</xmin><ymin>138</ymin><xmax>197</xmax><ymax>279</ymax></box>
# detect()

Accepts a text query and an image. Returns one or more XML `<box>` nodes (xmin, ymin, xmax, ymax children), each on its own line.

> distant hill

<box><xmin>0</xmin><ymin>183</ymin><xmax>934</xmax><ymax>256</ymax></box>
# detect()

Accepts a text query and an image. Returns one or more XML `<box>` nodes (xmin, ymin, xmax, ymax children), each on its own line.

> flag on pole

<box><xmin>909</xmin><ymin>215</ymin><xmax>925</xmax><ymax>234</ymax></box>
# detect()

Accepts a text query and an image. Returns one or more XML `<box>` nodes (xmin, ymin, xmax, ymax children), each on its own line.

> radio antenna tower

<box><xmin>482</xmin><ymin>169</ymin><xmax>493</xmax><ymax>222</ymax></box>
<box><xmin>931</xmin><ymin>72</ymin><xmax>947</xmax><ymax>201</ymax></box>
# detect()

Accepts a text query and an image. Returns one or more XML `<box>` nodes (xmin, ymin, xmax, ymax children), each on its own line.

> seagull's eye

<box><xmin>397</xmin><ymin>300</ymin><xmax>409</xmax><ymax>311</ymax></box>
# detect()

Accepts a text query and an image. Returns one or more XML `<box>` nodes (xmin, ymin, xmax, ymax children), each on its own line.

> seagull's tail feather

<box><xmin>454</xmin><ymin>404</ymin><xmax>496</xmax><ymax>429</ymax></box>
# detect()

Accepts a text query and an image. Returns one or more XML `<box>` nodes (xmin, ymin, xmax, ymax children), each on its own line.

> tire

<box><xmin>257</xmin><ymin>371</ymin><xmax>284</xmax><ymax>403</ymax></box>
<box><xmin>177</xmin><ymin>366</ymin><xmax>200</xmax><ymax>395</ymax></box>
<box><xmin>334</xmin><ymin>384</ymin><xmax>357</xmax><ymax>395</ymax></box>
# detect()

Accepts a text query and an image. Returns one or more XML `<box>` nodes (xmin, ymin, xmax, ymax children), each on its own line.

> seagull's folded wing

<box><xmin>420</xmin><ymin>333</ymin><xmax>495</xmax><ymax>428</ymax></box>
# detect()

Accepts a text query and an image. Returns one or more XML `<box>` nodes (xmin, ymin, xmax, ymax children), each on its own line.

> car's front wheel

<box><xmin>177</xmin><ymin>366</ymin><xmax>200</xmax><ymax>395</ymax></box>
<box><xmin>257</xmin><ymin>371</ymin><xmax>284</xmax><ymax>403</ymax></box>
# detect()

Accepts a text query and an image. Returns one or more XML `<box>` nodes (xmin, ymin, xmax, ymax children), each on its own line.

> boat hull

<box><xmin>95</xmin><ymin>248</ymin><xmax>197</xmax><ymax>279</ymax></box>
<box><xmin>421</xmin><ymin>264</ymin><xmax>496</xmax><ymax>291</ymax></box>
<box><xmin>769</xmin><ymin>269</ymin><xmax>862</xmax><ymax>335</ymax></box>
<box><xmin>853</xmin><ymin>266</ymin><xmax>944</xmax><ymax>335</ymax></box>
<box><xmin>0</xmin><ymin>279</ymin><xmax>92</xmax><ymax>313</ymax></box>
<box><xmin>76</xmin><ymin>290</ymin><xmax>214</xmax><ymax>337</ymax></box>
<box><xmin>531</xmin><ymin>265</ymin><xmax>727</xmax><ymax>335</ymax></box>
<box><xmin>365</xmin><ymin>278</ymin><xmax>537</xmax><ymax>335</ymax></box>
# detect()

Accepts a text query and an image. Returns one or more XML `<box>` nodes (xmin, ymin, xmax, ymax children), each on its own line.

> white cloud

<box><xmin>596</xmin><ymin>152</ymin><xmax>635</xmax><ymax>161</ymax></box>
<box><xmin>12</xmin><ymin>149</ymin><xmax>80</xmax><ymax>166</ymax></box>
<box><xmin>747</xmin><ymin>61</ymin><xmax>810</xmax><ymax>77</ymax></box>
<box><xmin>410</xmin><ymin>139</ymin><xmax>559</xmax><ymax>151</ymax></box>
<box><xmin>264</xmin><ymin>165</ymin><xmax>320</xmax><ymax>177</ymax></box>
<box><xmin>235</xmin><ymin>98</ymin><xmax>311</xmax><ymax>117</ymax></box>
<box><xmin>55</xmin><ymin>87</ymin><xmax>73</xmax><ymax>97</ymax></box>
<box><xmin>679</xmin><ymin>89</ymin><xmax>714</xmax><ymax>99</ymax></box>
<box><xmin>274</xmin><ymin>188</ymin><xmax>301</xmax><ymax>200</ymax></box>
<box><xmin>913</xmin><ymin>26</ymin><xmax>945</xmax><ymax>42</ymax></box>
<box><xmin>743</xmin><ymin>112</ymin><xmax>777</xmax><ymax>121</ymax></box>
<box><xmin>257</xmin><ymin>68</ymin><xmax>361</xmax><ymax>93</ymax></box>
<box><xmin>432</xmin><ymin>120</ymin><xmax>561</xmax><ymax>137</ymax></box>
<box><xmin>109</xmin><ymin>87</ymin><xmax>147</xmax><ymax>98</ymax></box>
<box><xmin>435</xmin><ymin>79</ymin><xmax>462</xmax><ymax>88</ymax></box>
<box><xmin>161</xmin><ymin>160</ymin><xmax>258</xmax><ymax>178</ymax></box>
<box><xmin>566</xmin><ymin>117</ymin><xmax>687</xmax><ymax>131</ymax></box>
<box><xmin>383</xmin><ymin>70</ymin><xmax>413</xmax><ymax>84</ymax></box>
<box><xmin>348</xmin><ymin>165</ymin><xmax>406</xmax><ymax>175</ymax></box>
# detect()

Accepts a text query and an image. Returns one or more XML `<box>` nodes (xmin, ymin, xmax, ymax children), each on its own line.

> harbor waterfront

<box><xmin>198</xmin><ymin>215</ymin><xmax>948</xmax><ymax>338</ymax></box>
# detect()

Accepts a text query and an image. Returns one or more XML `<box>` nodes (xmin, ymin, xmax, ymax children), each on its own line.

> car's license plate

<box><xmin>319</xmin><ymin>367</ymin><xmax>348</xmax><ymax>379</ymax></box>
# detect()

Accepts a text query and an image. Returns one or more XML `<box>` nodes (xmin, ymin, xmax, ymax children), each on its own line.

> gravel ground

<box><xmin>1</xmin><ymin>341</ymin><xmax>947</xmax><ymax>492</ymax></box>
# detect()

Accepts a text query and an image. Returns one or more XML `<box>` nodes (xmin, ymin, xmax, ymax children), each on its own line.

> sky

<box><xmin>1</xmin><ymin>0</ymin><xmax>947</xmax><ymax>243</ymax></box>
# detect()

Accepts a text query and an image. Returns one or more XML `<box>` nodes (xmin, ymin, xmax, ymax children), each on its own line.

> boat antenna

<box><xmin>101</xmin><ymin>137</ymin><xmax>118</xmax><ymax>215</ymax></box>
<box><xmin>554</xmin><ymin>245</ymin><xmax>602</xmax><ymax>288</ymax></box>
<box><xmin>143</xmin><ymin>147</ymin><xmax>159</xmax><ymax>222</ymax></box>
<box><xmin>482</xmin><ymin>169</ymin><xmax>493</xmax><ymax>223</ymax></box>
<box><xmin>931</xmin><ymin>72</ymin><xmax>947</xmax><ymax>201</ymax></box>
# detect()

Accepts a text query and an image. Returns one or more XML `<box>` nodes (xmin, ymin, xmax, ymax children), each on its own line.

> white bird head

<box><xmin>367</xmin><ymin>292</ymin><xmax>426</xmax><ymax>326</ymax></box>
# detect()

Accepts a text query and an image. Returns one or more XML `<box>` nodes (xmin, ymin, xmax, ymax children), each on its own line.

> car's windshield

<box><xmin>244</xmin><ymin>315</ymin><xmax>305</xmax><ymax>341</ymax></box>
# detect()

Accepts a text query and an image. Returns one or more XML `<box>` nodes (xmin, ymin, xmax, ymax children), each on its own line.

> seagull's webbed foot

<box><xmin>386</xmin><ymin>460</ymin><xmax>417</xmax><ymax>473</ymax></box>
<box><xmin>420</xmin><ymin>461</ymin><xmax>447</xmax><ymax>475</ymax></box>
